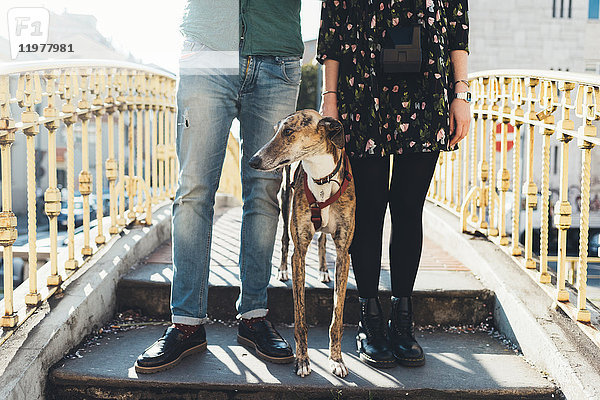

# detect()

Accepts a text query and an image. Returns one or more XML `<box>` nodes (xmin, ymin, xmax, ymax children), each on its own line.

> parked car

<box><xmin>0</xmin><ymin>257</ymin><xmax>26</xmax><ymax>297</ymax></box>
<box><xmin>61</xmin><ymin>220</ymin><xmax>99</xmax><ymax>246</ymax></box>
<box><xmin>588</xmin><ymin>230</ymin><xmax>600</xmax><ymax>258</ymax></box>
<box><xmin>57</xmin><ymin>194</ymin><xmax>97</xmax><ymax>230</ymax></box>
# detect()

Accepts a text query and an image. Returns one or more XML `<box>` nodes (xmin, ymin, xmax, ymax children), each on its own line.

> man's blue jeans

<box><xmin>171</xmin><ymin>51</ymin><xmax>301</xmax><ymax>325</ymax></box>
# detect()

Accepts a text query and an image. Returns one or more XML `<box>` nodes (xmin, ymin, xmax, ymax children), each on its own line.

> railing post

<box><xmin>92</xmin><ymin>69</ymin><xmax>106</xmax><ymax>246</ymax></box>
<box><xmin>157</xmin><ymin>77</ymin><xmax>166</xmax><ymax>201</ymax></box>
<box><xmin>151</xmin><ymin>75</ymin><xmax>159</xmax><ymax>204</ymax></box>
<box><xmin>478</xmin><ymin>77</ymin><xmax>489</xmax><ymax>229</ymax></box>
<box><xmin>78</xmin><ymin>70</ymin><xmax>93</xmax><ymax>257</ymax></box>
<box><xmin>468</xmin><ymin>79</ymin><xmax>479</xmax><ymax>223</ymax></box>
<box><xmin>449</xmin><ymin>151</ymin><xmax>456</xmax><ymax>208</ymax></box>
<box><xmin>437</xmin><ymin>153</ymin><xmax>446</xmax><ymax>203</ymax></box>
<box><xmin>144</xmin><ymin>74</ymin><xmax>152</xmax><ymax>208</ymax></box>
<box><xmin>510</xmin><ymin>77</ymin><xmax>525</xmax><ymax>257</ymax></box>
<box><xmin>574</xmin><ymin>84</ymin><xmax>598</xmax><ymax>322</ymax></box>
<box><xmin>21</xmin><ymin>72</ymin><xmax>42</xmax><ymax>305</ymax></box>
<box><xmin>487</xmin><ymin>78</ymin><xmax>500</xmax><ymax>236</ymax></box>
<box><xmin>63</xmin><ymin>70</ymin><xmax>79</xmax><ymax>272</ymax></box>
<box><xmin>497</xmin><ymin>77</ymin><xmax>511</xmax><ymax>245</ymax></box>
<box><xmin>456</xmin><ymin>133</ymin><xmax>463</xmax><ymax>213</ymax></box>
<box><xmin>135</xmin><ymin>73</ymin><xmax>144</xmax><ymax>215</ymax></box>
<box><xmin>43</xmin><ymin>70</ymin><xmax>62</xmax><ymax>293</ymax></box>
<box><xmin>553</xmin><ymin>81</ymin><xmax>575</xmax><ymax>302</ymax></box>
<box><xmin>126</xmin><ymin>72</ymin><xmax>136</xmax><ymax>220</ymax></box>
<box><xmin>116</xmin><ymin>71</ymin><xmax>127</xmax><ymax>227</ymax></box>
<box><xmin>0</xmin><ymin>75</ymin><xmax>19</xmax><ymax>328</ymax></box>
<box><xmin>538</xmin><ymin>80</ymin><xmax>557</xmax><ymax>284</ymax></box>
<box><xmin>106</xmin><ymin>69</ymin><xmax>119</xmax><ymax>235</ymax></box>
<box><xmin>524</xmin><ymin>78</ymin><xmax>539</xmax><ymax>271</ymax></box>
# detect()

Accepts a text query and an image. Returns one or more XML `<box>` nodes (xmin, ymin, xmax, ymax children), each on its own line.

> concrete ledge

<box><xmin>423</xmin><ymin>202</ymin><xmax>600</xmax><ymax>400</ymax></box>
<box><xmin>0</xmin><ymin>203</ymin><xmax>173</xmax><ymax>400</ymax></box>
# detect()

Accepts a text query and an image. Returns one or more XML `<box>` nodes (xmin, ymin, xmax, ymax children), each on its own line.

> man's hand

<box><xmin>449</xmin><ymin>98</ymin><xmax>470</xmax><ymax>148</ymax></box>
<box><xmin>320</xmin><ymin>94</ymin><xmax>339</xmax><ymax>120</ymax></box>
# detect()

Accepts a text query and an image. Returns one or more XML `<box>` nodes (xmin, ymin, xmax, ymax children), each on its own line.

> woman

<box><xmin>317</xmin><ymin>0</ymin><xmax>470</xmax><ymax>368</ymax></box>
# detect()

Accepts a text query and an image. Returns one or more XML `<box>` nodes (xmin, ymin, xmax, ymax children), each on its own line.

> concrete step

<box><xmin>118</xmin><ymin>262</ymin><xmax>493</xmax><ymax>326</ymax></box>
<box><xmin>117</xmin><ymin>207</ymin><xmax>494</xmax><ymax>326</ymax></box>
<box><xmin>48</xmin><ymin>323</ymin><xmax>558</xmax><ymax>400</ymax></box>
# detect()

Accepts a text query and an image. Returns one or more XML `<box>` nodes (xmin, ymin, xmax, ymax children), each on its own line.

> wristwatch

<box><xmin>454</xmin><ymin>91</ymin><xmax>472</xmax><ymax>103</ymax></box>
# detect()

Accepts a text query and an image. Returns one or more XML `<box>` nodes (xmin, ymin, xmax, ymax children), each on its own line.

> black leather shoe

<box><xmin>237</xmin><ymin>318</ymin><xmax>294</xmax><ymax>364</ymax></box>
<box><xmin>356</xmin><ymin>297</ymin><xmax>396</xmax><ymax>368</ymax></box>
<box><xmin>135</xmin><ymin>325</ymin><xmax>207</xmax><ymax>373</ymax></box>
<box><xmin>389</xmin><ymin>296</ymin><xmax>425</xmax><ymax>367</ymax></box>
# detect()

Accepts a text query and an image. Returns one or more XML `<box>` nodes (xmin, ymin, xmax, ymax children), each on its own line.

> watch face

<box><xmin>456</xmin><ymin>92</ymin><xmax>471</xmax><ymax>103</ymax></box>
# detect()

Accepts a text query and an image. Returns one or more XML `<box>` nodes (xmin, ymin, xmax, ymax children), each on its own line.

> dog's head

<box><xmin>249</xmin><ymin>109</ymin><xmax>345</xmax><ymax>171</ymax></box>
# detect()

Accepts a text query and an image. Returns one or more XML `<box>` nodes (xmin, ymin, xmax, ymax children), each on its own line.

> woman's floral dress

<box><xmin>317</xmin><ymin>0</ymin><xmax>469</xmax><ymax>158</ymax></box>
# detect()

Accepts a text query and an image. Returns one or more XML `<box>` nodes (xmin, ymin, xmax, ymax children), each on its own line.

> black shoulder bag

<box><xmin>380</xmin><ymin>0</ymin><xmax>422</xmax><ymax>74</ymax></box>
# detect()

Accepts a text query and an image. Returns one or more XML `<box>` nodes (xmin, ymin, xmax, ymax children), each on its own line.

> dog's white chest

<box><xmin>306</xmin><ymin>179</ymin><xmax>337</xmax><ymax>230</ymax></box>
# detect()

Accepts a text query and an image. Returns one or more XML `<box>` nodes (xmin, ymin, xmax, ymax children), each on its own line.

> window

<box><xmin>553</xmin><ymin>0</ymin><xmax>573</xmax><ymax>18</ymax></box>
<box><xmin>590</xmin><ymin>0</ymin><xmax>600</xmax><ymax>19</ymax></box>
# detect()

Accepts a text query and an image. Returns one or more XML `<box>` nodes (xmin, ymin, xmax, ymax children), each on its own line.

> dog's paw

<box><xmin>278</xmin><ymin>270</ymin><xmax>289</xmax><ymax>282</ymax></box>
<box><xmin>329</xmin><ymin>358</ymin><xmax>348</xmax><ymax>378</ymax></box>
<box><xmin>319</xmin><ymin>271</ymin><xmax>331</xmax><ymax>283</ymax></box>
<box><xmin>295</xmin><ymin>357</ymin><xmax>311</xmax><ymax>377</ymax></box>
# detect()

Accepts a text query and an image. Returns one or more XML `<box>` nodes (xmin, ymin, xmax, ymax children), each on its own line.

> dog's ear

<box><xmin>317</xmin><ymin>117</ymin><xmax>345</xmax><ymax>149</ymax></box>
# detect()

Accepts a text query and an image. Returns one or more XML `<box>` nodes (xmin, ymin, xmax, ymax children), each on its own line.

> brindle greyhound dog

<box><xmin>249</xmin><ymin>109</ymin><xmax>355</xmax><ymax>378</ymax></box>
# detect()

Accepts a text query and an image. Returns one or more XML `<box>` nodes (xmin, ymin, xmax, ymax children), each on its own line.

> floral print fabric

<box><xmin>317</xmin><ymin>0</ymin><xmax>469</xmax><ymax>157</ymax></box>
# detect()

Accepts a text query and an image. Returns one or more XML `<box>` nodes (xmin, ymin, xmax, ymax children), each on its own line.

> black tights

<box><xmin>349</xmin><ymin>151</ymin><xmax>439</xmax><ymax>298</ymax></box>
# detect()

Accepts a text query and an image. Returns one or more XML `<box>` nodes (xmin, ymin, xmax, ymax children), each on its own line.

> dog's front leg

<box><xmin>291</xmin><ymin>244</ymin><xmax>310</xmax><ymax>377</ymax></box>
<box><xmin>279</xmin><ymin>165</ymin><xmax>292</xmax><ymax>281</ymax></box>
<box><xmin>318</xmin><ymin>233</ymin><xmax>330</xmax><ymax>283</ymax></box>
<box><xmin>328</xmin><ymin>233</ymin><xmax>352</xmax><ymax>378</ymax></box>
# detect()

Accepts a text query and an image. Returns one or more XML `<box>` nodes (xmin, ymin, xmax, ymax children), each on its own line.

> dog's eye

<box><xmin>282</xmin><ymin>127</ymin><xmax>293</xmax><ymax>137</ymax></box>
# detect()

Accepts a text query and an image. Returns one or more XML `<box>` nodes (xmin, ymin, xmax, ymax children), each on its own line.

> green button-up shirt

<box><xmin>240</xmin><ymin>0</ymin><xmax>304</xmax><ymax>57</ymax></box>
<box><xmin>180</xmin><ymin>0</ymin><xmax>304</xmax><ymax>58</ymax></box>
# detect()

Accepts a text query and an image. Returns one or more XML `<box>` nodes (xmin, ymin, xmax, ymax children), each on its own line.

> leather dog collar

<box><xmin>303</xmin><ymin>152</ymin><xmax>352</xmax><ymax>231</ymax></box>
<box><xmin>312</xmin><ymin>153</ymin><xmax>344</xmax><ymax>185</ymax></box>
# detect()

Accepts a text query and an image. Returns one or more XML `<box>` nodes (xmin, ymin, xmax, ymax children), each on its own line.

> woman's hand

<box><xmin>320</xmin><ymin>94</ymin><xmax>339</xmax><ymax>120</ymax></box>
<box><xmin>449</xmin><ymin>98</ymin><xmax>470</xmax><ymax>148</ymax></box>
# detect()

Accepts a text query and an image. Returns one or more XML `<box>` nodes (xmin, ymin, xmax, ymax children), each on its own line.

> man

<box><xmin>135</xmin><ymin>0</ymin><xmax>303</xmax><ymax>373</ymax></box>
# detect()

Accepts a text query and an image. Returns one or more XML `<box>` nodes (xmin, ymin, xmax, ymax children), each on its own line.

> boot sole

<box><xmin>237</xmin><ymin>334</ymin><xmax>295</xmax><ymax>364</ymax></box>
<box><xmin>134</xmin><ymin>341</ymin><xmax>207</xmax><ymax>374</ymax></box>
<box><xmin>394</xmin><ymin>354</ymin><xmax>426</xmax><ymax>367</ymax></box>
<box><xmin>357</xmin><ymin>345</ymin><xmax>397</xmax><ymax>369</ymax></box>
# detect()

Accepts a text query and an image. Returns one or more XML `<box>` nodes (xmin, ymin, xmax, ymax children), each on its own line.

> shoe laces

<box><xmin>392</xmin><ymin>311</ymin><xmax>414</xmax><ymax>337</ymax></box>
<box><xmin>363</xmin><ymin>313</ymin><xmax>387</xmax><ymax>341</ymax></box>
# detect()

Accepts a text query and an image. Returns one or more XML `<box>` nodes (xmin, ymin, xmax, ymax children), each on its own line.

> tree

<box><xmin>296</xmin><ymin>63</ymin><xmax>320</xmax><ymax>111</ymax></box>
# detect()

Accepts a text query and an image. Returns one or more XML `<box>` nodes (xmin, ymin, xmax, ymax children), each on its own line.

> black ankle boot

<box><xmin>356</xmin><ymin>297</ymin><xmax>396</xmax><ymax>368</ymax></box>
<box><xmin>388</xmin><ymin>296</ymin><xmax>425</xmax><ymax>366</ymax></box>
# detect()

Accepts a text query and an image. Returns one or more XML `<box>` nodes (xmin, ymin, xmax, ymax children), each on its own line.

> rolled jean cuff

<box><xmin>237</xmin><ymin>308</ymin><xmax>269</xmax><ymax>320</ymax></box>
<box><xmin>172</xmin><ymin>315</ymin><xmax>210</xmax><ymax>325</ymax></box>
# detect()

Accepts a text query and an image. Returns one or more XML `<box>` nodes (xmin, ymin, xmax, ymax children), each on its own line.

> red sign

<box><xmin>495</xmin><ymin>123</ymin><xmax>514</xmax><ymax>152</ymax></box>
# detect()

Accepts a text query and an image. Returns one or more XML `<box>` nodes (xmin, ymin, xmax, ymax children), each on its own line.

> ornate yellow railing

<box><xmin>428</xmin><ymin>69</ymin><xmax>600</xmax><ymax>345</ymax></box>
<box><xmin>0</xmin><ymin>60</ymin><xmax>178</xmax><ymax>340</ymax></box>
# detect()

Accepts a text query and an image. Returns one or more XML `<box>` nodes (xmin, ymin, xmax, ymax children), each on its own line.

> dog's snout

<box><xmin>249</xmin><ymin>155</ymin><xmax>262</xmax><ymax>169</ymax></box>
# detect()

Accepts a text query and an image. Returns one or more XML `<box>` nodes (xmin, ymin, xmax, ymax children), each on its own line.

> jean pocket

<box><xmin>279</xmin><ymin>58</ymin><xmax>302</xmax><ymax>86</ymax></box>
